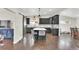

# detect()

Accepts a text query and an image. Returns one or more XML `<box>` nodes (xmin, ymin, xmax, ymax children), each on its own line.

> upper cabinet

<box><xmin>39</xmin><ymin>18</ymin><xmax>50</xmax><ymax>24</ymax></box>
<box><xmin>26</xmin><ymin>18</ymin><xmax>30</xmax><ymax>24</ymax></box>
<box><xmin>51</xmin><ymin>15</ymin><xmax>59</xmax><ymax>24</ymax></box>
<box><xmin>26</xmin><ymin>15</ymin><xmax>59</xmax><ymax>25</ymax></box>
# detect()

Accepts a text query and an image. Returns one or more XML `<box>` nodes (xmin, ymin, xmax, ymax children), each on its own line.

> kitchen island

<box><xmin>32</xmin><ymin>28</ymin><xmax>46</xmax><ymax>40</ymax></box>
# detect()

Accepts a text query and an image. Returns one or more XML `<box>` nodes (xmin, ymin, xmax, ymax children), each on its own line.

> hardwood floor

<box><xmin>32</xmin><ymin>34</ymin><xmax>58</xmax><ymax>50</ymax></box>
<box><xmin>0</xmin><ymin>39</ymin><xmax>13</xmax><ymax>50</ymax></box>
<box><xmin>14</xmin><ymin>33</ymin><xmax>59</xmax><ymax>50</ymax></box>
<box><xmin>0</xmin><ymin>33</ymin><xmax>79</xmax><ymax>50</ymax></box>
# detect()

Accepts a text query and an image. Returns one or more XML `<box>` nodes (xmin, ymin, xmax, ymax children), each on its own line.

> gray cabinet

<box><xmin>39</xmin><ymin>18</ymin><xmax>50</xmax><ymax>24</ymax></box>
<box><xmin>52</xmin><ymin>29</ymin><xmax>59</xmax><ymax>36</ymax></box>
<box><xmin>26</xmin><ymin>18</ymin><xmax>30</xmax><ymax>24</ymax></box>
<box><xmin>51</xmin><ymin>15</ymin><xmax>59</xmax><ymax>24</ymax></box>
<box><xmin>26</xmin><ymin>28</ymin><xmax>33</xmax><ymax>33</ymax></box>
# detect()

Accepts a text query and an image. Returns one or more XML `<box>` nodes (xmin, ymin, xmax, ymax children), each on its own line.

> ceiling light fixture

<box><xmin>33</xmin><ymin>8</ymin><xmax>40</xmax><ymax>19</ymax></box>
<box><xmin>38</xmin><ymin>8</ymin><xmax>40</xmax><ymax>17</ymax></box>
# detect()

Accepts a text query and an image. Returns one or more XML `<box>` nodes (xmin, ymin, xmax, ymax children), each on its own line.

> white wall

<box><xmin>13</xmin><ymin>14</ymin><xmax>23</xmax><ymax>44</ymax></box>
<box><xmin>0</xmin><ymin>9</ymin><xmax>15</xmax><ymax>28</ymax></box>
<box><xmin>76</xmin><ymin>17</ymin><xmax>79</xmax><ymax>28</ymax></box>
<box><xmin>59</xmin><ymin>15</ymin><xmax>76</xmax><ymax>33</ymax></box>
<box><xmin>0</xmin><ymin>9</ymin><xmax>23</xmax><ymax>44</ymax></box>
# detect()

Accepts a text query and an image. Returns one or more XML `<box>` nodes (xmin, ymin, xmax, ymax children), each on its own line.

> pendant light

<box><xmin>38</xmin><ymin>8</ymin><xmax>40</xmax><ymax>17</ymax></box>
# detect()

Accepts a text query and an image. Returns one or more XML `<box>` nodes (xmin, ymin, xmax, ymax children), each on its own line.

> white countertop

<box><xmin>33</xmin><ymin>28</ymin><xmax>46</xmax><ymax>30</ymax></box>
<box><xmin>27</xmin><ymin>24</ymin><xmax>59</xmax><ymax>29</ymax></box>
<box><xmin>27</xmin><ymin>24</ymin><xmax>52</xmax><ymax>28</ymax></box>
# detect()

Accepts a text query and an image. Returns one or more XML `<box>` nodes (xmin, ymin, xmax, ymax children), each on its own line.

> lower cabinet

<box><xmin>26</xmin><ymin>28</ymin><xmax>33</xmax><ymax>33</ymax></box>
<box><xmin>52</xmin><ymin>29</ymin><xmax>59</xmax><ymax>36</ymax></box>
<box><xmin>45</xmin><ymin>28</ymin><xmax>51</xmax><ymax>33</ymax></box>
<box><xmin>26</xmin><ymin>28</ymin><xmax>51</xmax><ymax>33</ymax></box>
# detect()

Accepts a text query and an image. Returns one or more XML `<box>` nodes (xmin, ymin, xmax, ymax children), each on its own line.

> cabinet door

<box><xmin>26</xmin><ymin>18</ymin><xmax>30</xmax><ymax>24</ymax></box>
<box><xmin>39</xmin><ymin>18</ymin><xmax>50</xmax><ymax>24</ymax></box>
<box><xmin>52</xmin><ymin>29</ymin><xmax>59</xmax><ymax>36</ymax></box>
<box><xmin>7</xmin><ymin>20</ymin><xmax>11</xmax><ymax>28</ymax></box>
<box><xmin>52</xmin><ymin>15</ymin><xmax>59</xmax><ymax>24</ymax></box>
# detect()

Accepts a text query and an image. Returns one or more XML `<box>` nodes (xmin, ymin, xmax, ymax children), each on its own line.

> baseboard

<box><xmin>13</xmin><ymin>38</ymin><xmax>23</xmax><ymax>44</ymax></box>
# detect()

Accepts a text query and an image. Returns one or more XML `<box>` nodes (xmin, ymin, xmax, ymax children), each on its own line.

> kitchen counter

<box><xmin>27</xmin><ymin>24</ymin><xmax>52</xmax><ymax>28</ymax></box>
<box><xmin>26</xmin><ymin>24</ymin><xmax>59</xmax><ymax>33</ymax></box>
<box><xmin>32</xmin><ymin>28</ymin><xmax>46</xmax><ymax>40</ymax></box>
<box><xmin>33</xmin><ymin>28</ymin><xmax>46</xmax><ymax>31</ymax></box>
<box><xmin>27</xmin><ymin>24</ymin><xmax>59</xmax><ymax>28</ymax></box>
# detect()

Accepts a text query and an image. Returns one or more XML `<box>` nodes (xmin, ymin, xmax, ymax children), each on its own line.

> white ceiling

<box><xmin>3</xmin><ymin>8</ymin><xmax>79</xmax><ymax>18</ymax></box>
<box><xmin>60</xmin><ymin>8</ymin><xmax>79</xmax><ymax>18</ymax></box>
<box><xmin>6</xmin><ymin>8</ymin><xmax>66</xmax><ymax>17</ymax></box>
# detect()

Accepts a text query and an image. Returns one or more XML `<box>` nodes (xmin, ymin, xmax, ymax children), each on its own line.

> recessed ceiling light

<box><xmin>49</xmin><ymin>9</ymin><xmax>52</xmax><ymax>11</ymax></box>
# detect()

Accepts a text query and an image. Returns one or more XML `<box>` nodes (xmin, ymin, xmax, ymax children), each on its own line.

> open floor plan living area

<box><xmin>0</xmin><ymin>8</ymin><xmax>79</xmax><ymax>50</ymax></box>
